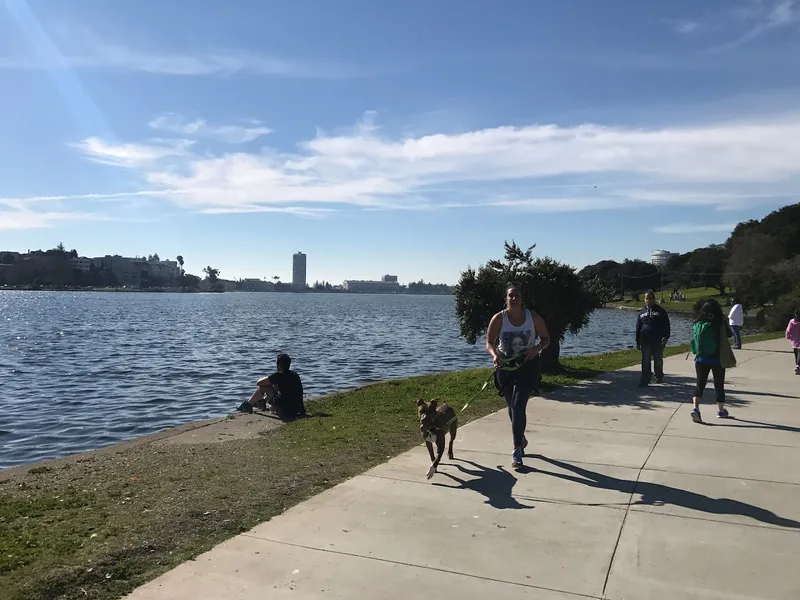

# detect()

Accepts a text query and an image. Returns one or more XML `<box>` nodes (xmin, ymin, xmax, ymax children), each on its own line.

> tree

<box><xmin>203</xmin><ymin>266</ymin><xmax>220</xmax><ymax>283</ymax></box>
<box><xmin>724</xmin><ymin>232</ymin><xmax>786</xmax><ymax>306</ymax></box>
<box><xmin>1</xmin><ymin>253</ymin><xmax>15</xmax><ymax>264</ymax></box>
<box><xmin>454</xmin><ymin>241</ymin><xmax>600</xmax><ymax>373</ymax></box>
<box><xmin>621</xmin><ymin>259</ymin><xmax>661</xmax><ymax>295</ymax></box>
<box><xmin>581</xmin><ymin>274</ymin><xmax>617</xmax><ymax>306</ymax></box>
<box><xmin>683</xmin><ymin>245</ymin><xmax>728</xmax><ymax>294</ymax></box>
<box><xmin>183</xmin><ymin>274</ymin><xmax>201</xmax><ymax>290</ymax></box>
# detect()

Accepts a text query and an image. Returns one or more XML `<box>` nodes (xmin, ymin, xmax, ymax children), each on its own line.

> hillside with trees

<box><xmin>579</xmin><ymin>202</ymin><xmax>800</xmax><ymax>326</ymax></box>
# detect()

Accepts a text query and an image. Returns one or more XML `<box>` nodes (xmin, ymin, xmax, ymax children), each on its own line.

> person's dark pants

<box><xmin>731</xmin><ymin>325</ymin><xmax>742</xmax><ymax>349</ymax></box>
<box><xmin>694</xmin><ymin>362</ymin><xmax>726</xmax><ymax>404</ymax></box>
<box><xmin>496</xmin><ymin>358</ymin><xmax>541</xmax><ymax>449</ymax></box>
<box><xmin>794</xmin><ymin>348</ymin><xmax>800</xmax><ymax>368</ymax></box>
<box><xmin>640</xmin><ymin>341</ymin><xmax>664</xmax><ymax>384</ymax></box>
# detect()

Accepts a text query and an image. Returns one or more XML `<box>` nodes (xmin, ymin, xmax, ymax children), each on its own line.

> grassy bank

<box><xmin>606</xmin><ymin>286</ymin><xmax>726</xmax><ymax>314</ymax></box>
<box><xmin>0</xmin><ymin>331</ymin><xmax>783</xmax><ymax>600</ymax></box>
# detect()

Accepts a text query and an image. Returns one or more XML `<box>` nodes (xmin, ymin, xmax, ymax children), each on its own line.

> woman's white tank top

<box><xmin>497</xmin><ymin>309</ymin><xmax>537</xmax><ymax>359</ymax></box>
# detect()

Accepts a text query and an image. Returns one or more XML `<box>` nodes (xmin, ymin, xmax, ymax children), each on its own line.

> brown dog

<box><xmin>416</xmin><ymin>398</ymin><xmax>458</xmax><ymax>479</ymax></box>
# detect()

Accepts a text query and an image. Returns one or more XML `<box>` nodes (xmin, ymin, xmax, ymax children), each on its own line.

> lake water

<box><xmin>1</xmin><ymin>291</ymin><xmax>707</xmax><ymax>468</ymax></box>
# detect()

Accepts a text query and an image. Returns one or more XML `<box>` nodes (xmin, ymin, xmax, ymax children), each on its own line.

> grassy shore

<box><xmin>0</xmin><ymin>331</ymin><xmax>783</xmax><ymax>600</ymax></box>
<box><xmin>606</xmin><ymin>286</ymin><xmax>726</xmax><ymax>314</ymax></box>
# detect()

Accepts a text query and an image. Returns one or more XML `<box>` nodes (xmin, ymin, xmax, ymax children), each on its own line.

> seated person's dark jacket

<box><xmin>268</xmin><ymin>370</ymin><xmax>305</xmax><ymax>417</ymax></box>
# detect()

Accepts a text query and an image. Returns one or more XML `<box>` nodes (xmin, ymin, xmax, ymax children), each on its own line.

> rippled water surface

<box><xmin>1</xmin><ymin>291</ymin><xmax>701</xmax><ymax>468</ymax></box>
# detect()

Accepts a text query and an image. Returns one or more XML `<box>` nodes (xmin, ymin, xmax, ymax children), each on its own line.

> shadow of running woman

<box><xmin>532</xmin><ymin>455</ymin><xmax>800</xmax><ymax>530</ymax></box>
<box><xmin>432</xmin><ymin>458</ymin><xmax>535</xmax><ymax>510</ymax></box>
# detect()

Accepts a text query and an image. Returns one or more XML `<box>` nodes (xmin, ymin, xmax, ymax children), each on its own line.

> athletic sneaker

<box><xmin>512</xmin><ymin>448</ymin><xmax>523</xmax><ymax>469</ymax></box>
<box><xmin>690</xmin><ymin>408</ymin><xmax>702</xmax><ymax>423</ymax></box>
<box><xmin>717</xmin><ymin>408</ymin><xmax>730</xmax><ymax>419</ymax></box>
<box><xmin>236</xmin><ymin>401</ymin><xmax>253</xmax><ymax>414</ymax></box>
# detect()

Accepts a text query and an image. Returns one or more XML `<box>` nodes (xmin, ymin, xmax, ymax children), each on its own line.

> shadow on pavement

<box><xmin>532</xmin><ymin>455</ymin><xmax>800</xmax><ymax>530</ymax></box>
<box><xmin>709</xmin><ymin>417</ymin><xmax>800</xmax><ymax>435</ymax></box>
<box><xmin>432</xmin><ymin>459</ymin><xmax>535</xmax><ymax>510</ymax></box>
<box><xmin>541</xmin><ymin>371</ymin><xmax>752</xmax><ymax>411</ymax></box>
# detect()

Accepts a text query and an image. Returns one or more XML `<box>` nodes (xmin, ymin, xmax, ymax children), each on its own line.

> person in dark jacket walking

<box><xmin>635</xmin><ymin>290</ymin><xmax>671</xmax><ymax>386</ymax></box>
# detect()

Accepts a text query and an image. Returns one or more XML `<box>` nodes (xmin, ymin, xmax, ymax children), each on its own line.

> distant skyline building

<box><xmin>651</xmin><ymin>249</ymin><xmax>678</xmax><ymax>267</ymax></box>
<box><xmin>343</xmin><ymin>278</ymin><xmax>401</xmax><ymax>293</ymax></box>
<box><xmin>292</xmin><ymin>252</ymin><xmax>307</xmax><ymax>288</ymax></box>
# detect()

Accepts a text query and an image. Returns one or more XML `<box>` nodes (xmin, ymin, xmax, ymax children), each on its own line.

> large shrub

<box><xmin>454</xmin><ymin>242</ymin><xmax>600</xmax><ymax>373</ymax></box>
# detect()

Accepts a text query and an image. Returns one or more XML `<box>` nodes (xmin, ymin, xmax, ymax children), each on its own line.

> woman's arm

<box><xmin>533</xmin><ymin>312</ymin><xmax>551</xmax><ymax>353</ymax></box>
<box><xmin>485</xmin><ymin>312</ymin><xmax>502</xmax><ymax>365</ymax></box>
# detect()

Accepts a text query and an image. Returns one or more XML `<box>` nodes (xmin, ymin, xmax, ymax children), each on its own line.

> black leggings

<box><xmin>795</xmin><ymin>348</ymin><xmax>799</xmax><ymax>367</ymax></box>
<box><xmin>496</xmin><ymin>358</ymin><xmax>541</xmax><ymax>449</ymax></box>
<box><xmin>694</xmin><ymin>362</ymin><xmax>726</xmax><ymax>404</ymax></box>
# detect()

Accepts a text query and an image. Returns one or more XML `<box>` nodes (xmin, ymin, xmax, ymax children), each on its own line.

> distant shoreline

<box><xmin>0</xmin><ymin>286</ymin><xmax>454</xmax><ymax>295</ymax></box>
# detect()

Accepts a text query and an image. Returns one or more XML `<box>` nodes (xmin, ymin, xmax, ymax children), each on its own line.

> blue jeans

<box><xmin>731</xmin><ymin>325</ymin><xmax>742</xmax><ymax>348</ymax></box>
<box><xmin>640</xmin><ymin>342</ymin><xmax>664</xmax><ymax>384</ymax></box>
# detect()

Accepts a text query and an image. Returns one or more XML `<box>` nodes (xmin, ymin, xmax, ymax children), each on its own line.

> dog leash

<box><xmin>441</xmin><ymin>357</ymin><xmax>528</xmax><ymax>429</ymax></box>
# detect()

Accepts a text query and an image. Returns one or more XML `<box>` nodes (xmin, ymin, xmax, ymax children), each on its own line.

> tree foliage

<box><xmin>682</xmin><ymin>245</ymin><xmax>728</xmax><ymax>294</ymax></box>
<box><xmin>454</xmin><ymin>241</ymin><xmax>600</xmax><ymax>372</ymax></box>
<box><xmin>764</xmin><ymin>287</ymin><xmax>800</xmax><ymax>332</ymax></box>
<box><xmin>203</xmin><ymin>266</ymin><xmax>220</xmax><ymax>282</ymax></box>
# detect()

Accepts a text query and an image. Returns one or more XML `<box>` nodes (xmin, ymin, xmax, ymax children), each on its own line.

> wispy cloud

<box><xmin>0</xmin><ymin>44</ymin><xmax>362</xmax><ymax>79</ymax></box>
<box><xmin>14</xmin><ymin>111</ymin><xmax>800</xmax><ymax>219</ymax></box>
<box><xmin>670</xmin><ymin>20</ymin><xmax>701</xmax><ymax>34</ymax></box>
<box><xmin>653</xmin><ymin>223</ymin><xmax>738</xmax><ymax>234</ymax></box>
<box><xmin>69</xmin><ymin>137</ymin><xmax>193</xmax><ymax>167</ymax></box>
<box><xmin>0</xmin><ymin>210</ymin><xmax>111</xmax><ymax>230</ymax></box>
<box><xmin>716</xmin><ymin>0</ymin><xmax>800</xmax><ymax>50</ymax></box>
<box><xmin>148</xmin><ymin>114</ymin><xmax>272</xmax><ymax>144</ymax></box>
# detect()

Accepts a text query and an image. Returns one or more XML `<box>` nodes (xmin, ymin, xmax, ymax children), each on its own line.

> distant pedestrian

<box><xmin>635</xmin><ymin>290</ymin><xmax>670</xmax><ymax>386</ymax></box>
<box><xmin>485</xmin><ymin>283</ymin><xmax>551</xmax><ymax>470</ymax></box>
<box><xmin>689</xmin><ymin>299</ymin><xmax>734</xmax><ymax>423</ymax></box>
<box><xmin>728</xmin><ymin>298</ymin><xmax>744</xmax><ymax>349</ymax></box>
<box><xmin>786</xmin><ymin>310</ymin><xmax>800</xmax><ymax>375</ymax></box>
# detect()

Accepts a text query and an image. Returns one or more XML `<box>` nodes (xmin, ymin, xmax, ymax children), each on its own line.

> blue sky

<box><xmin>1</xmin><ymin>0</ymin><xmax>799</xmax><ymax>284</ymax></box>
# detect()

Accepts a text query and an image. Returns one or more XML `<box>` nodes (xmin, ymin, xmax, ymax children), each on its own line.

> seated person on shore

<box><xmin>237</xmin><ymin>353</ymin><xmax>306</xmax><ymax>419</ymax></box>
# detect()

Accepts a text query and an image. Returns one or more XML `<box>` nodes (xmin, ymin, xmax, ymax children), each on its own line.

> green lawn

<box><xmin>0</xmin><ymin>330</ymin><xmax>783</xmax><ymax>600</ymax></box>
<box><xmin>608</xmin><ymin>287</ymin><xmax>727</xmax><ymax>313</ymax></box>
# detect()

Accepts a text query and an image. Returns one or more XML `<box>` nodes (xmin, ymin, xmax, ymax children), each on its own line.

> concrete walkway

<box><xmin>126</xmin><ymin>339</ymin><xmax>800</xmax><ymax>600</ymax></box>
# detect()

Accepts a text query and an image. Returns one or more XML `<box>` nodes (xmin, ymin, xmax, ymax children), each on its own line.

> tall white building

<box><xmin>292</xmin><ymin>252</ymin><xmax>307</xmax><ymax>288</ymax></box>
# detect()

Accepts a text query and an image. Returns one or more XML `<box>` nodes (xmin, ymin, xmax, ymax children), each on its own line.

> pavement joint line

<box><xmin>662</xmin><ymin>432</ymin><xmax>800</xmax><ymax>450</ymax></box>
<box><xmin>642</xmin><ymin>466</ymin><xmax>800</xmax><ymax>487</ymax></box>
<box><xmin>480</xmin><ymin>421</ymin><xmax>673</xmax><ymax>437</ymax></box>
<box><xmin>238</xmin><ymin>533</ymin><xmax>604</xmax><ymax>600</ymax></box>
<box><xmin>626</xmin><ymin>505</ymin><xmax>800</xmax><ymax>535</ymax></box>
<box><xmin>600</xmin><ymin>394</ymin><xmax>686</xmax><ymax>597</ymax></box>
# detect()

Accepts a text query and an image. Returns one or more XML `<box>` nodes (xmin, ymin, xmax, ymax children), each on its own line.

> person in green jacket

<box><xmin>689</xmin><ymin>299</ymin><xmax>733</xmax><ymax>423</ymax></box>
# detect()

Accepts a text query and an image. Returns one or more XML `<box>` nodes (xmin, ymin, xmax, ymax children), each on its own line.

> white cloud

<box><xmin>0</xmin><ymin>45</ymin><xmax>361</xmax><ymax>79</ymax></box>
<box><xmin>70</xmin><ymin>137</ymin><xmax>192</xmax><ymax>167</ymax></box>
<box><xmin>673</xmin><ymin>20</ymin><xmax>701</xmax><ymax>34</ymax></box>
<box><xmin>148</xmin><ymin>114</ymin><xmax>272</xmax><ymax>143</ymax></box>
<box><xmin>0</xmin><ymin>210</ymin><xmax>110</xmax><ymax>230</ymax></box>
<box><xmin>717</xmin><ymin>0</ymin><xmax>800</xmax><ymax>50</ymax></box>
<box><xmin>31</xmin><ymin>111</ymin><xmax>800</xmax><ymax>217</ymax></box>
<box><xmin>653</xmin><ymin>223</ymin><xmax>738</xmax><ymax>234</ymax></box>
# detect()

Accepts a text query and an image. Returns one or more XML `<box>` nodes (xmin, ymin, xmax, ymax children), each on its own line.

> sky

<box><xmin>1</xmin><ymin>0</ymin><xmax>799</xmax><ymax>285</ymax></box>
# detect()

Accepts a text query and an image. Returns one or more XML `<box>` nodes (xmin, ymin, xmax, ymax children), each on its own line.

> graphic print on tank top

<box><xmin>497</xmin><ymin>309</ymin><xmax>537</xmax><ymax>359</ymax></box>
<box><xmin>499</xmin><ymin>330</ymin><xmax>533</xmax><ymax>358</ymax></box>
